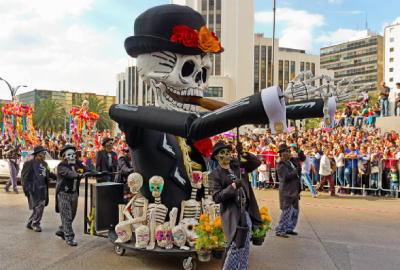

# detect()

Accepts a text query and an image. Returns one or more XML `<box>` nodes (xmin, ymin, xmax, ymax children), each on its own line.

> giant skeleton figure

<box><xmin>109</xmin><ymin>4</ymin><xmax>360</xmax><ymax>215</ymax></box>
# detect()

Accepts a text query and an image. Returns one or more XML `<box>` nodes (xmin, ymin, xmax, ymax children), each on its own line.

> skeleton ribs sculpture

<box><xmin>179</xmin><ymin>171</ymin><xmax>202</xmax><ymax>222</ymax></box>
<box><xmin>201</xmin><ymin>171</ymin><xmax>219</xmax><ymax>221</ymax></box>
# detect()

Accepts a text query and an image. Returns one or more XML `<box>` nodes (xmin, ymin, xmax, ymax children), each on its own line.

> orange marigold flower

<box><xmin>213</xmin><ymin>236</ymin><xmax>218</xmax><ymax>241</ymax></box>
<box><xmin>215</xmin><ymin>221</ymin><xmax>222</xmax><ymax>228</ymax></box>
<box><xmin>205</xmin><ymin>225</ymin><xmax>211</xmax><ymax>232</ymax></box>
<box><xmin>223</xmin><ymin>235</ymin><xmax>226</xmax><ymax>241</ymax></box>
<box><xmin>200</xmin><ymin>225</ymin><xmax>205</xmax><ymax>231</ymax></box>
<box><xmin>263</xmin><ymin>225</ymin><xmax>267</xmax><ymax>230</ymax></box>
<box><xmin>204</xmin><ymin>222</ymin><xmax>209</xmax><ymax>227</ymax></box>
<box><xmin>266</xmin><ymin>217</ymin><xmax>272</xmax><ymax>223</ymax></box>
<box><xmin>200</xmin><ymin>214</ymin><xmax>207</xmax><ymax>221</ymax></box>
<box><xmin>198</xmin><ymin>26</ymin><xmax>222</xmax><ymax>53</ymax></box>
<box><xmin>210</xmin><ymin>222</ymin><xmax>215</xmax><ymax>227</ymax></box>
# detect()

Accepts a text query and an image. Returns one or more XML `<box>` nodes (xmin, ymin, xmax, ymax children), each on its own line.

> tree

<box><xmin>32</xmin><ymin>99</ymin><xmax>65</xmax><ymax>132</ymax></box>
<box><xmin>305</xmin><ymin>118</ymin><xmax>320</xmax><ymax>130</ymax></box>
<box><xmin>75</xmin><ymin>96</ymin><xmax>113</xmax><ymax>131</ymax></box>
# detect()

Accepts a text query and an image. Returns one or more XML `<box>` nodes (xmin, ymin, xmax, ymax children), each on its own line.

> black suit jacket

<box><xmin>95</xmin><ymin>149</ymin><xmax>118</xmax><ymax>182</ymax></box>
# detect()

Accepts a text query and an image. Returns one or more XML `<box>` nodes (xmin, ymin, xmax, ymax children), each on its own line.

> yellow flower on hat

<box><xmin>197</xmin><ymin>26</ymin><xmax>222</xmax><ymax>53</ymax></box>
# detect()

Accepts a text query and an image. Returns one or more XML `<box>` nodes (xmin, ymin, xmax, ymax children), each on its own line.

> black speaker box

<box><xmin>90</xmin><ymin>183</ymin><xmax>124</xmax><ymax>233</ymax></box>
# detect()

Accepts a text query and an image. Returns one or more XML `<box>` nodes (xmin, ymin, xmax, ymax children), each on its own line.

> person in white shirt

<box><xmin>301</xmin><ymin>147</ymin><xmax>318</xmax><ymax>198</ymax></box>
<box><xmin>315</xmin><ymin>148</ymin><xmax>338</xmax><ymax>196</ymax></box>
<box><xmin>258</xmin><ymin>158</ymin><xmax>268</xmax><ymax>190</ymax></box>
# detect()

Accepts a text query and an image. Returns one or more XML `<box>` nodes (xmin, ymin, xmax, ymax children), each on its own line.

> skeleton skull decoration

<box><xmin>127</xmin><ymin>173</ymin><xmax>143</xmax><ymax>193</ymax></box>
<box><xmin>179</xmin><ymin>218</ymin><xmax>198</xmax><ymax>247</ymax></box>
<box><xmin>137</xmin><ymin>52</ymin><xmax>211</xmax><ymax>115</ymax></box>
<box><xmin>105</xmin><ymin>140</ymin><xmax>113</xmax><ymax>151</ymax></box>
<box><xmin>155</xmin><ymin>222</ymin><xmax>172</xmax><ymax>249</ymax></box>
<box><xmin>172</xmin><ymin>224</ymin><xmax>187</xmax><ymax>248</ymax></box>
<box><xmin>135</xmin><ymin>225</ymin><xmax>150</xmax><ymax>249</ymax></box>
<box><xmin>115</xmin><ymin>221</ymin><xmax>132</xmax><ymax>243</ymax></box>
<box><xmin>216</xmin><ymin>148</ymin><xmax>231</xmax><ymax>165</ymax></box>
<box><xmin>149</xmin><ymin>176</ymin><xmax>164</xmax><ymax>198</ymax></box>
<box><xmin>64</xmin><ymin>149</ymin><xmax>76</xmax><ymax>164</ymax></box>
<box><xmin>190</xmin><ymin>171</ymin><xmax>203</xmax><ymax>189</ymax></box>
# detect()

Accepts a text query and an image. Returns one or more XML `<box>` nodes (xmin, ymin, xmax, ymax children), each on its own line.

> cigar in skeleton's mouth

<box><xmin>166</xmin><ymin>88</ymin><xmax>228</xmax><ymax>111</ymax></box>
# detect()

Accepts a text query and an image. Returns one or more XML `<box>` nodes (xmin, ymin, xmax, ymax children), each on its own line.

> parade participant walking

<box><xmin>275</xmin><ymin>143</ymin><xmax>305</xmax><ymax>238</ymax></box>
<box><xmin>301</xmin><ymin>147</ymin><xmax>318</xmax><ymax>198</ymax></box>
<box><xmin>3</xmin><ymin>139</ymin><xmax>22</xmax><ymax>193</ymax></box>
<box><xmin>209</xmin><ymin>141</ymin><xmax>262</xmax><ymax>270</ymax></box>
<box><xmin>115</xmin><ymin>147</ymin><xmax>134</xmax><ymax>194</ymax></box>
<box><xmin>315</xmin><ymin>148</ymin><xmax>338</xmax><ymax>196</ymax></box>
<box><xmin>95</xmin><ymin>137</ymin><xmax>117</xmax><ymax>182</ymax></box>
<box><xmin>21</xmin><ymin>145</ymin><xmax>57</xmax><ymax>232</ymax></box>
<box><xmin>55</xmin><ymin>144</ymin><xmax>98</xmax><ymax>246</ymax></box>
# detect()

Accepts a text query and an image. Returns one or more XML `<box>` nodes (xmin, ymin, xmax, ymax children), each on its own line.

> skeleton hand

<box><xmin>147</xmin><ymin>241</ymin><xmax>155</xmax><ymax>250</ymax></box>
<box><xmin>180</xmin><ymin>245</ymin><xmax>190</xmax><ymax>250</ymax></box>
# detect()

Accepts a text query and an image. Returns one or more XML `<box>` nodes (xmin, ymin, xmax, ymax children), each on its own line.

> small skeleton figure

<box><xmin>201</xmin><ymin>171</ymin><xmax>219</xmax><ymax>221</ymax></box>
<box><xmin>115</xmin><ymin>173</ymin><xmax>148</xmax><ymax>244</ymax></box>
<box><xmin>135</xmin><ymin>225</ymin><xmax>150</xmax><ymax>249</ymax></box>
<box><xmin>172</xmin><ymin>224</ymin><xmax>189</xmax><ymax>250</ymax></box>
<box><xmin>146</xmin><ymin>176</ymin><xmax>168</xmax><ymax>250</ymax></box>
<box><xmin>156</xmin><ymin>222</ymin><xmax>173</xmax><ymax>249</ymax></box>
<box><xmin>179</xmin><ymin>218</ymin><xmax>198</xmax><ymax>247</ymax></box>
<box><xmin>179</xmin><ymin>171</ymin><xmax>202</xmax><ymax>222</ymax></box>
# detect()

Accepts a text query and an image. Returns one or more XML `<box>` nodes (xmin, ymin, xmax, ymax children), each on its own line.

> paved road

<box><xmin>0</xmin><ymin>183</ymin><xmax>399</xmax><ymax>270</ymax></box>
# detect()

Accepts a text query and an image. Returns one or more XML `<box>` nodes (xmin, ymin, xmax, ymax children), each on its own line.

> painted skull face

<box><xmin>156</xmin><ymin>223</ymin><xmax>172</xmax><ymax>248</ymax></box>
<box><xmin>149</xmin><ymin>176</ymin><xmax>164</xmax><ymax>198</ymax></box>
<box><xmin>135</xmin><ymin>225</ymin><xmax>149</xmax><ymax>249</ymax></box>
<box><xmin>127</xmin><ymin>173</ymin><xmax>143</xmax><ymax>193</ymax></box>
<box><xmin>172</xmin><ymin>224</ymin><xmax>187</xmax><ymax>247</ymax></box>
<box><xmin>179</xmin><ymin>218</ymin><xmax>198</xmax><ymax>246</ymax></box>
<box><xmin>216</xmin><ymin>148</ymin><xmax>231</xmax><ymax>165</ymax></box>
<box><xmin>105</xmin><ymin>140</ymin><xmax>113</xmax><ymax>151</ymax></box>
<box><xmin>64</xmin><ymin>149</ymin><xmax>76</xmax><ymax>164</ymax></box>
<box><xmin>136</xmin><ymin>52</ymin><xmax>211</xmax><ymax>115</ymax></box>
<box><xmin>202</xmin><ymin>171</ymin><xmax>210</xmax><ymax>188</ymax></box>
<box><xmin>36</xmin><ymin>151</ymin><xmax>46</xmax><ymax>162</ymax></box>
<box><xmin>115</xmin><ymin>222</ymin><xmax>132</xmax><ymax>243</ymax></box>
<box><xmin>190</xmin><ymin>171</ymin><xmax>203</xmax><ymax>189</ymax></box>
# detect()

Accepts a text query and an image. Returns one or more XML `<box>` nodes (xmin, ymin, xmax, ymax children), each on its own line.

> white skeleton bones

<box><xmin>137</xmin><ymin>51</ymin><xmax>211</xmax><ymax>115</ymax></box>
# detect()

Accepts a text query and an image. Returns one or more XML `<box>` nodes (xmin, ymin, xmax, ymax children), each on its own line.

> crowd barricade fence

<box><xmin>379</xmin><ymin>158</ymin><xmax>399</xmax><ymax>198</ymax></box>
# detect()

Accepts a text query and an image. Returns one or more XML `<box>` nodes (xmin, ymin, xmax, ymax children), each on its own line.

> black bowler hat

<box><xmin>32</xmin><ymin>145</ymin><xmax>46</xmax><ymax>156</ymax></box>
<box><xmin>102</xmin><ymin>137</ymin><xmax>113</xmax><ymax>146</ymax></box>
<box><xmin>124</xmin><ymin>4</ymin><xmax>224</xmax><ymax>58</ymax></box>
<box><xmin>60</xmin><ymin>144</ymin><xmax>76</xmax><ymax>157</ymax></box>
<box><xmin>211</xmin><ymin>141</ymin><xmax>232</xmax><ymax>161</ymax></box>
<box><xmin>277</xmin><ymin>143</ymin><xmax>291</xmax><ymax>153</ymax></box>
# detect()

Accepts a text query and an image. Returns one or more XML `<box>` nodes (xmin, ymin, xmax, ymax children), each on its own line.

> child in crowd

<box><xmin>258</xmin><ymin>158</ymin><xmax>267</xmax><ymax>190</ymax></box>
<box><xmin>388</xmin><ymin>165</ymin><xmax>399</xmax><ymax>198</ymax></box>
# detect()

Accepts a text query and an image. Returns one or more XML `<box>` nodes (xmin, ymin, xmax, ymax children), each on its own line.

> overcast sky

<box><xmin>0</xmin><ymin>0</ymin><xmax>399</xmax><ymax>100</ymax></box>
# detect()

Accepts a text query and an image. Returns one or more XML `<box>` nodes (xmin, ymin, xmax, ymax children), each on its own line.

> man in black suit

<box><xmin>209</xmin><ymin>141</ymin><xmax>262</xmax><ymax>270</ymax></box>
<box><xmin>115</xmin><ymin>147</ymin><xmax>134</xmax><ymax>195</ymax></box>
<box><xmin>95</xmin><ymin>137</ymin><xmax>117</xmax><ymax>182</ymax></box>
<box><xmin>21</xmin><ymin>145</ymin><xmax>57</xmax><ymax>232</ymax></box>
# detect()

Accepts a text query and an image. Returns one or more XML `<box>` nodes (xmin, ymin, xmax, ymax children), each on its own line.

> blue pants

<box><xmin>370</xmin><ymin>172</ymin><xmax>379</xmax><ymax>189</ymax></box>
<box><xmin>250</xmin><ymin>170</ymin><xmax>257</xmax><ymax>187</ymax></box>
<box><xmin>276</xmin><ymin>205</ymin><xmax>299</xmax><ymax>234</ymax></box>
<box><xmin>368</xmin><ymin>115</ymin><xmax>379</xmax><ymax>125</ymax></box>
<box><xmin>4</xmin><ymin>161</ymin><xmax>20</xmax><ymax>192</ymax></box>
<box><xmin>354</xmin><ymin>116</ymin><xmax>364</xmax><ymax>127</ymax></box>
<box><xmin>223</xmin><ymin>212</ymin><xmax>252</xmax><ymax>270</ymax></box>
<box><xmin>380</xmin><ymin>99</ymin><xmax>389</xmax><ymax>116</ymax></box>
<box><xmin>337</xmin><ymin>166</ymin><xmax>345</xmax><ymax>186</ymax></box>
<box><xmin>301</xmin><ymin>173</ymin><xmax>317</xmax><ymax>196</ymax></box>
<box><xmin>391</xmin><ymin>183</ymin><xmax>399</xmax><ymax>196</ymax></box>
<box><xmin>345</xmin><ymin>165</ymin><xmax>358</xmax><ymax>192</ymax></box>
<box><xmin>312</xmin><ymin>170</ymin><xmax>320</xmax><ymax>184</ymax></box>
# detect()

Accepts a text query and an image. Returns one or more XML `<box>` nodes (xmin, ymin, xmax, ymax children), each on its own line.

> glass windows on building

<box><xmin>390</xmin><ymin>37</ymin><xmax>394</xmax><ymax>42</ymax></box>
<box><xmin>254</xmin><ymin>46</ymin><xmax>260</xmax><ymax>93</ymax></box>
<box><xmin>306</xmin><ymin>62</ymin><xmax>310</xmax><ymax>71</ymax></box>
<box><xmin>290</xmin><ymin>61</ymin><xmax>295</xmax><ymax>80</ymax></box>
<box><xmin>390</xmin><ymin>58</ymin><xmax>394</xmax><ymax>62</ymax></box>
<box><xmin>389</xmin><ymin>68</ymin><xmax>394</xmax><ymax>72</ymax></box>
<box><xmin>311</xmin><ymin>63</ymin><xmax>315</xmax><ymax>86</ymax></box>
<box><xmin>389</xmin><ymin>78</ymin><xmax>394</xmax><ymax>82</ymax></box>
<box><xmin>390</xmin><ymin>48</ymin><xmax>394</xmax><ymax>52</ymax></box>
<box><xmin>300</xmin><ymin>62</ymin><xmax>304</xmax><ymax>72</ymax></box>
<box><xmin>261</xmin><ymin>46</ymin><xmax>266</xmax><ymax>90</ymax></box>
<box><xmin>267</xmin><ymin>46</ymin><xmax>272</xmax><ymax>87</ymax></box>
<box><xmin>204</xmin><ymin>86</ymin><xmax>223</xmax><ymax>97</ymax></box>
<box><xmin>279</xmin><ymin>60</ymin><xmax>283</xmax><ymax>91</ymax></box>
<box><xmin>284</xmin><ymin>60</ymin><xmax>289</xmax><ymax>90</ymax></box>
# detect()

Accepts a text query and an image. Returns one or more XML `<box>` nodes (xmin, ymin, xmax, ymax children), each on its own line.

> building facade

<box><xmin>320</xmin><ymin>30</ymin><xmax>384</xmax><ymax>94</ymax></box>
<box><xmin>254</xmin><ymin>34</ymin><xmax>333</xmax><ymax>94</ymax></box>
<box><xmin>384</xmin><ymin>23</ymin><xmax>400</xmax><ymax>113</ymax></box>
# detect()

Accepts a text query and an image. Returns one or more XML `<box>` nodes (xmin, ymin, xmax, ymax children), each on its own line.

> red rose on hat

<box><xmin>193</xmin><ymin>138</ymin><xmax>213</xmax><ymax>157</ymax></box>
<box><xmin>170</xmin><ymin>25</ymin><xmax>199</xmax><ymax>48</ymax></box>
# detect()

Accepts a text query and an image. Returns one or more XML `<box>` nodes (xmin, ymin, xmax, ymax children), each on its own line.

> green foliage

<box><xmin>251</xmin><ymin>207</ymin><xmax>271</xmax><ymax>238</ymax></box>
<box><xmin>211</xmin><ymin>216</ymin><xmax>225</xmax><ymax>249</ymax></box>
<box><xmin>305</xmin><ymin>118</ymin><xmax>320</xmax><ymax>130</ymax></box>
<box><xmin>32</xmin><ymin>99</ymin><xmax>65</xmax><ymax>132</ymax></box>
<box><xmin>195</xmin><ymin>215</ymin><xmax>213</xmax><ymax>251</ymax></box>
<box><xmin>75</xmin><ymin>96</ymin><xmax>113</xmax><ymax>131</ymax></box>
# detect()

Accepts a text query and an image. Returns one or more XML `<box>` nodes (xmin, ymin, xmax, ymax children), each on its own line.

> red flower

<box><xmin>193</xmin><ymin>138</ymin><xmax>213</xmax><ymax>158</ymax></box>
<box><xmin>170</xmin><ymin>25</ymin><xmax>199</xmax><ymax>48</ymax></box>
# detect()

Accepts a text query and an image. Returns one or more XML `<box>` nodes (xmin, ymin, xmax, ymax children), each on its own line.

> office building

<box><xmin>384</xmin><ymin>23</ymin><xmax>400</xmax><ymax>113</ymax></box>
<box><xmin>320</xmin><ymin>30</ymin><xmax>384</xmax><ymax>93</ymax></box>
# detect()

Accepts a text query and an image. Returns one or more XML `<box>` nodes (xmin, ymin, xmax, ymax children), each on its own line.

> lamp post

<box><xmin>0</xmin><ymin>77</ymin><xmax>27</xmax><ymax>100</ymax></box>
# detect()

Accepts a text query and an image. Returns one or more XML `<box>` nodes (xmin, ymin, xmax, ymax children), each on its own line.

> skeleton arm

<box><xmin>146</xmin><ymin>208</ymin><xmax>156</xmax><ymax>250</ymax></box>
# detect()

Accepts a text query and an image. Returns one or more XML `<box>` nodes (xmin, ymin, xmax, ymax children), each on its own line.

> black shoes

<box><xmin>14</xmin><ymin>190</ymin><xmax>19</xmax><ymax>194</ymax></box>
<box><xmin>275</xmin><ymin>232</ymin><xmax>289</xmax><ymax>238</ymax></box>
<box><xmin>27</xmin><ymin>223</ymin><xmax>32</xmax><ymax>230</ymax></box>
<box><xmin>55</xmin><ymin>231</ymin><xmax>65</xmax><ymax>240</ymax></box>
<box><xmin>32</xmin><ymin>225</ymin><xmax>42</xmax><ymax>232</ymax></box>
<box><xmin>4</xmin><ymin>187</ymin><xmax>10</xmax><ymax>192</ymax></box>
<box><xmin>286</xmin><ymin>231</ymin><xmax>298</xmax><ymax>235</ymax></box>
<box><xmin>66</xmin><ymin>239</ymin><xmax>78</xmax><ymax>246</ymax></box>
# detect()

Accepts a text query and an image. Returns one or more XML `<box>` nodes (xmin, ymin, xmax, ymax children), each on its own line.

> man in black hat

<box><xmin>275</xmin><ymin>143</ymin><xmax>305</xmax><ymax>238</ymax></box>
<box><xmin>21</xmin><ymin>145</ymin><xmax>57</xmax><ymax>232</ymax></box>
<box><xmin>55</xmin><ymin>144</ymin><xmax>98</xmax><ymax>246</ymax></box>
<box><xmin>115</xmin><ymin>147</ymin><xmax>134</xmax><ymax>196</ymax></box>
<box><xmin>209</xmin><ymin>141</ymin><xmax>262</xmax><ymax>270</ymax></box>
<box><xmin>3</xmin><ymin>139</ymin><xmax>22</xmax><ymax>193</ymax></box>
<box><xmin>95</xmin><ymin>137</ymin><xmax>117</xmax><ymax>183</ymax></box>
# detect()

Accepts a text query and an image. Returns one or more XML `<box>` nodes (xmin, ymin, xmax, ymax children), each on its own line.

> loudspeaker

<box><xmin>90</xmin><ymin>183</ymin><xmax>124</xmax><ymax>233</ymax></box>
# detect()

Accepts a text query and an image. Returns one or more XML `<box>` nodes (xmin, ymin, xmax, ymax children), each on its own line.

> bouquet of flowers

<box><xmin>211</xmin><ymin>216</ymin><xmax>225</xmax><ymax>249</ymax></box>
<box><xmin>251</xmin><ymin>207</ymin><xmax>271</xmax><ymax>245</ymax></box>
<box><xmin>195</xmin><ymin>214</ymin><xmax>213</xmax><ymax>252</ymax></box>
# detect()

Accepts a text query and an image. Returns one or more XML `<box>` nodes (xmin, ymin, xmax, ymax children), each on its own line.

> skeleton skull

<box><xmin>215</xmin><ymin>148</ymin><xmax>231</xmax><ymax>165</ymax></box>
<box><xmin>64</xmin><ymin>149</ymin><xmax>76</xmax><ymax>164</ymax></box>
<box><xmin>179</xmin><ymin>218</ymin><xmax>198</xmax><ymax>247</ymax></box>
<box><xmin>135</xmin><ymin>225</ymin><xmax>149</xmax><ymax>249</ymax></box>
<box><xmin>105</xmin><ymin>140</ymin><xmax>113</xmax><ymax>151</ymax></box>
<box><xmin>127</xmin><ymin>173</ymin><xmax>143</xmax><ymax>193</ymax></box>
<box><xmin>136</xmin><ymin>52</ymin><xmax>211</xmax><ymax>115</ymax></box>
<box><xmin>172</xmin><ymin>224</ymin><xmax>187</xmax><ymax>248</ymax></box>
<box><xmin>115</xmin><ymin>221</ymin><xmax>132</xmax><ymax>243</ymax></box>
<box><xmin>35</xmin><ymin>151</ymin><xmax>47</xmax><ymax>162</ymax></box>
<box><xmin>190</xmin><ymin>171</ymin><xmax>203</xmax><ymax>189</ymax></box>
<box><xmin>149</xmin><ymin>176</ymin><xmax>164</xmax><ymax>198</ymax></box>
<box><xmin>156</xmin><ymin>222</ymin><xmax>172</xmax><ymax>248</ymax></box>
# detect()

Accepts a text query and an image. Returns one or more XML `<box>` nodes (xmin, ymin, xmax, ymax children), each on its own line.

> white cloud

<box><xmin>392</xmin><ymin>17</ymin><xmax>400</xmax><ymax>25</ymax></box>
<box><xmin>328</xmin><ymin>0</ymin><xmax>344</xmax><ymax>3</ymax></box>
<box><xmin>315</xmin><ymin>28</ymin><xmax>358</xmax><ymax>45</ymax></box>
<box><xmin>108</xmin><ymin>26</ymin><xmax>116</xmax><ymax>31</ymax></box>
<box><xmin>0</xmin><ymin>0</ymin><xmax>127</xmax><ymax>99</ymax></box>
<box><xmin>334</xmin><ymin>10</ymin><xmax>363</xmax><ymax>14</ymax></box>
<box><xmin>255</xmin><ymin>8</ymin><xmax>324</xmax><ymax>51</ymax></box>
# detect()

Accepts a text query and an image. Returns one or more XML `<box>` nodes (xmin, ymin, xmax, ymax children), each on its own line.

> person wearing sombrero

<box><xmin>21</xmin><ymin>145</ymin><xmax>57</xmax><ymax>232</ymax></box>
<box><xmin>275</xmin><ymin>143</ymin><xmax>305</xmax><ymax>238</ymax></box>
<box><xmin>208</xmin><ymin>141</ymin><xmax>262</xmax><ymax>270</ymax></box>
<box><xmin>55</xmin><ymin>144</ymin><xmax>99</xmax><ymax>246</ymax></box>
<box><xmin>95</xmin><ymin>137</ymin><xmax>118</xmax><ymax>183</ymax></box>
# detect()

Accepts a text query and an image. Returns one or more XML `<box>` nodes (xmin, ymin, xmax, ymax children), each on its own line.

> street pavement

<box><xmin>0</xmin><ymin>182</ymin><xmax>399</xmax><ymax>270</ymax></box>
